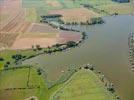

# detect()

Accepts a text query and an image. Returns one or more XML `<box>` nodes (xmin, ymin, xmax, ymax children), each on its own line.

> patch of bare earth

<box><xmin>0</xmin><ymin>32</ymin><xmax>19</xmax><ymax>49</ymax></box>
<box><xmin>49</xmin><ymin>8</ymin><xmax>100</xmax><ymax>23</ymax></box>
<box><xmin>0</xmin><ymin>0</ymin><xmax>23</xmax><ymax>30</ymax></box>
<box><xmin>58</xmin><ymin>30</ymin><xmax>81</xmax><ymax>43</ymax></box>
<box><xmin>10</xmin><ymin>23</ymin><xmax>81</xmax><ymax>50</ymax></box>
<box><xmin>27</xmin><ymin>23</ymin><xmax>58</xmax><ymax>33</ymax></box>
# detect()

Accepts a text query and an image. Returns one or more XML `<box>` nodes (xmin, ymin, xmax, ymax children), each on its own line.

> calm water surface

<box><xmin>23</xmin><ymin>15</ymin><xmax>134</xmax><ymax>100</ymax></box>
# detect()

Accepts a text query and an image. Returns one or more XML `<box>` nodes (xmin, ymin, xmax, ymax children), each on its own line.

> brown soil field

<box><xmin>0</xmin><ymin>10</ymin><xmax>30</xmax><ymax>33</ymax></box>
<box><xmin>49</xmin><ymin>8</ymin><xmax>100</xmax><ymax>23</ymax></box>
<box><xmin>0</xmin><ymin>32</ymin><xmax>19</xmax><ymax>48</ymax></box>
<box><xmin>45</xmin><ymin>0</ymin><xmax>61</xmax><ymax>7</ymax></box>
<box><xmin>27</xmin><ymin>23</ymin><xmax>58</xmax><ymax>33</ymax></box>
<box><xmin>11</xmin><ymin>37</ymin><xmax>58</xmax><ymax>50</ymax></box>
<box><xmin>0</xmin><ymin>0</ymin><xmax>22</xmax><ymax>30</ymax></box>
<box><xmin>58</xmin><ymin>30</ymin><xmax>81</xmax><ymax>43</ymax></box>
<box><xmin>10</xmin><ymin>23</ymin><xmax>81</xmax><ymax>50</ymax></box>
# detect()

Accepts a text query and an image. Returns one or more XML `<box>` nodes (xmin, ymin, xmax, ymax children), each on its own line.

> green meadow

<box><xmin>51</xmin><ymin>69</ymin><xmax>115</xmax><ymax>100</ymax></box>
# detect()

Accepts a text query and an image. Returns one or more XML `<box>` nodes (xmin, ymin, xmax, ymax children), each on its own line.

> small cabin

<box><xmin>112</xmin><ymin>0</ymin><xmax>130</xmax><ymax>3</ymax></box>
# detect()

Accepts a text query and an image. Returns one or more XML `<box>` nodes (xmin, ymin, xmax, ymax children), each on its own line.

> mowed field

<box><xmin>51</xmin><ymin>69</ymin><xmax>115</xmax><ymax>100</ymax></box>
<box><xmin>0</xmin><ymin>67</ymin><xmax>47</xmax><ymax>100</ymax></box>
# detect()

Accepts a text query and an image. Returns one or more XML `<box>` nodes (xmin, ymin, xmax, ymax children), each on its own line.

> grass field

<box><xmin>0</xmin><ymin>49</ymin><xmax>36</xmax><ymax>69</ymax></box>
<box><xmin>51</xmin><ymin>69</ymin><xmax>115</xmax><ymax>100</ymax></box>
<box><xmin>25</xmin><ymin>8</ymin><xmax>37</xmax><ymax>22</ymax></box>
<box><xmin>0</xmin><ymin>67</ymin><xmax>47</xmax><ymax>100</ymax></box>
<box><xmin>0</xmin><ymin>66</ymin><xmax>74</xmax><ymax>100</ymax></box>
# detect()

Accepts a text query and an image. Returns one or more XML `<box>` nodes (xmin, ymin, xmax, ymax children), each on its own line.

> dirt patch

<box><xmin>45</xmin><ymin>0</ymin><xmax>61</xmax><ymax>7</ymax></box>
<box><xmin>49</xmin><ymin>8</ymin><xmax>100</xmax><ymax>23</ymax></box>
<box><xmin>0</xmin><ymin>0</ymin><xmax>22</xmax><ymax>30</ymax></box>
<box><xmin>0</xmin><ymin>10</ymin><xmax>31</xmax><ymax>33</ymax></box>
<box><xmin>58</xmin><ymin>30</ymin><xmax>81</xmax><ymax>43</ymax></box>
<box><xmin>27</xmin><ymin>23</ymin><xmax>58</xmax><ymax>33</ymax></box>
<box><xmin>0</xmin><ymin>32</ymin><xmax>19</xmax><ymax>48</ymax></box>
<box><xmin>11</xmin><ymin>37</ymin><xmax>57</xmax><ymax>50</ymax></box>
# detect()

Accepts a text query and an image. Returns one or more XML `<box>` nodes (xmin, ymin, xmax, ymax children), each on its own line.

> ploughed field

<box><xmin>0</xmin><ymin>0</ymin><xmax>133</xmax><ymax>50</ymax></box>
<box><xmin>10</xmin><ymin>23</ymin><xmax>81</xmax><ymax>50</ymax></box>
<box><xmin>0</xmin><ymin>0</ymin><xmax>82</xmax><ymax>50</ymax></box>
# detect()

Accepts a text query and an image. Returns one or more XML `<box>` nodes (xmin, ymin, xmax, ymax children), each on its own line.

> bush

<box><xmin>90</xmin><ymin>17</ymin><xmax>104</xmax><ymax>25</ymax></box>
<box><xmin>66</xmin><ymin>41</ymin><xmax>77</xmax><ymax>47</ymax></box>
<box><xmin>12</xmin><ymin>54</ymin><xmax>24</xmax><ymax>61</ymax></box>
<box><xmin>0</xmin><ymin>57</ymin><xmax>4</xmax><ymax>61</ymax></box>
<box><xmin>37</xmin><ymin>68</ymin><xmax>42</xmax><ymax>75</ymax></box>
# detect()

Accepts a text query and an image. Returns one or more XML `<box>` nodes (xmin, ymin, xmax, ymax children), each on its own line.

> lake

<box><xmin>23</xmin><ymin>15</ymin><xmax>134</xmax><ymax>100</ymax></box>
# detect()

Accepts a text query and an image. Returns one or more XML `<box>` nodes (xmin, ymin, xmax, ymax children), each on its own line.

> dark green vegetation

<box><xmin>90</xmin><ymin>17</ymin><xmax>104</xmax><ymax>25</ymax></box>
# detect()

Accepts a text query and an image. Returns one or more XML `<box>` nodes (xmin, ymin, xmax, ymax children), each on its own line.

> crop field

<box><xmin>10</xmin><ymin>23</ymin><xmax>81</xmax><ymax>50</ymax></box>
<box><xmin>1</xmin><ymin>0</ymin><xmax>133</xmax><ymax>49</ymax></box>
<box><xmin>0</xmin><ymin>32</ymin><xmax>19</xmax><ymax>48</ymax></box>
<box><xmin>11</xmin><ymin>36</ymin><xmax>58</xmax><ymax>50</ymax></box>
<box><xmin>28</xmin><ymin>23</ymin><xmax>59</xmax><ymax>33</ymax></box>
<box><xmin>51</xmin><ymin>69</ymin><xmax>115</xmax><ymax>100</ymax></box>
<box><xmin>49</xmin><ymin>8</ymin><xmax>100</xmax><ymax>23</ymax></box>
<box><xmin>58</xmin><ymin>30</ymin><xmax>81</xmax><ymax>43</ymax></box>
<box><xmin>0</xmin><ymin>67</ymin><xmax>47</xmax><ymax>100</ymax></box>
<box><xmin>0</xmin><ymin>0</ymin><xmax>22</xmax><ymax>30</ymax></box>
